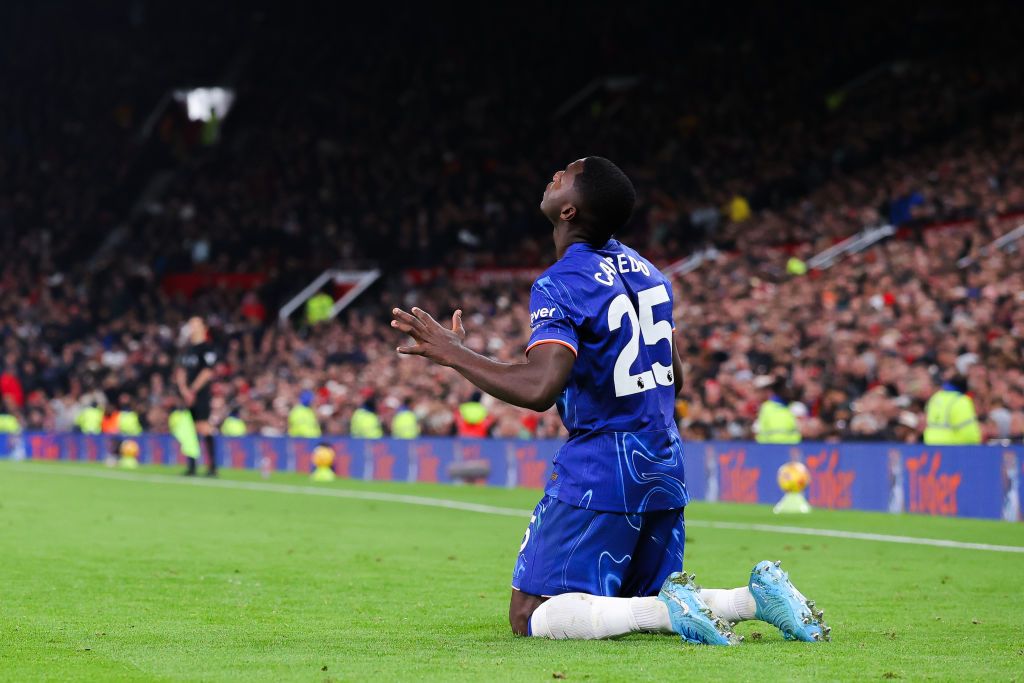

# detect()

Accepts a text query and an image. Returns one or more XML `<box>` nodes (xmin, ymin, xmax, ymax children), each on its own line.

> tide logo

<box><xmin>370</xmin><ymin>442</ymin><xmax>396</xmax><ymax>480</ymax></box>
<box><xmin>805</xmin><ymin>449</ymin><xmax>855</xmax><ymax>509</ymax></box>
<box><xmin>294</xmin><ymin>441</ymin><xmax>312</xmax><ymax>473</ymax></box>
<box><xmin>258</xmin><ymin>440</ymin><xmax>279</xmax><ymax>471</ymax></box>
<box><xmin>515</xmin><ymin>445</ymin><xmax>547</xmax><ymax>489</ymax></box>
<box><xmin>718</xmin><ymin>449</ymin><xmax>760</xmax><ymax>503</ymax></box>
<box><xmin>150</xmin><ymin>439</ymin><xmax>164</xmax><ymax>465</ymax></box>
<box><xmin>905</xmin><ymin>452</ymin><xmax>962</xmax><ymax>516</ymax></box>
<box><xmin>332</xmin><ymin>441</ymin><xmax>353</xmax><ymax>478</ymax></box>
<box><xmin>228</xmin><ymin>440</ymin><xmax>247</xmax><ymax>469</ymax></box>
<box><xmin>411</xmin><ymin>443</ymin><xmax>439</xmax><ymax>483</ymax></box>
<box><xmin>29</xmin><ymin>435</ymin><xmax>59</xmax><ymax>460</ymax></box>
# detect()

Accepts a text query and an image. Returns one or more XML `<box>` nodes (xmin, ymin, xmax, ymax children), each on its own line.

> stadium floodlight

<box><xmin>172</xmin><ymin>87</ymin><xmax>235</xmax><ymax>122</ymax></box>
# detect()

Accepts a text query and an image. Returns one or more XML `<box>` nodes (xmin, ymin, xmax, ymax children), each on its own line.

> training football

<box><xmin>3</xmin><ymin>1</ymin><xmax>1024</xmax><ymax>681</ymax></box>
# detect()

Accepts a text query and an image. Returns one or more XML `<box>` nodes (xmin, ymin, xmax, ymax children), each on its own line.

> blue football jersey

<box><xmin>527</xmin><ymin>239</ymin><xmax>689</xmax><ymax>513</ymax></box>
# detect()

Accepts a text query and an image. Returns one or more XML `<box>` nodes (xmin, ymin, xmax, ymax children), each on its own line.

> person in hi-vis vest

<box><xmin>753</xmin><ymin>376</ymin><xmax>801</xmax><ymax>444</ymax></box>
<box><xmin>455</xmin><ymin>392</ymin><xmax>493</xmax><ymax>438</ymax></box>
<box><xmin>0</xmin><ymin>407</ymin><xmax>23</xmax><ymax>460</ymax></box>
<box><xmin>0</xmin><ymin>409</ymin><xmax>20</xmax><ymax>434</ymax></box>
<box><xmin>117</xmin><ymin>394</ymin><xmax>143</xmax><ymax>436</ymax></box>
<box><xmin>221</xmin><ymin>410</ymin><xmax>247</xmax><ymax>437</ymax></box>
<box><xmin>289</xmin><ymin>390</ymin><xmax>322</xmax><ymax>438</ymax></box>
<box><xmin>169</xmin><ymin>405</ymin><xmax>201</xmax><ymax>461</ymax></box>
<box><xmin>306</xmin><ymin>290</ymin><xmax>334</xmax><ymax>326</ymax></box>
<box><xmin>390</xmin><ymin>400</ymin><xmax>420</xmax><ymax>439</ymax></box>
<box><xmin>351</xmin><ymin>397</ymin><xmax>384</xmax><ymax>439</ymax></box>
<box><xmin>76</xmin><ymin>401</ymin><xmax>104</xmax><ymax>434</ymax></box>
<box><xmin>924</xmin><ymin>376</ymin><xmax>981</xmax><ymax>445</ymax></box>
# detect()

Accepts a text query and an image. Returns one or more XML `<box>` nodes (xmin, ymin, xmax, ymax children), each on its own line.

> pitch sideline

<box><xmin>7</xmin><ymin>461</ymin><xmax>1024</xmax><ymax>554</ymax></box>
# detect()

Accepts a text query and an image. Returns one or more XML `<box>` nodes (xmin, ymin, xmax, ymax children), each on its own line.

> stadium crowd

<box><xmin>3</xmin><ymin>195</ymin><xmax>1023</xmax><ymax>444</ymax></box>
<box><xmin>1</xmin><ymin>2</ymin><xmax>1023</xmax><ymax>443</ymax></box>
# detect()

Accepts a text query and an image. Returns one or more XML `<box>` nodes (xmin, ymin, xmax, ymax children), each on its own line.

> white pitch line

<box><xmin>7</xmin><ymin>462</ymin><xmax>1024</xmax><ymax>554</ymax></box>
<box><xmin>6</xmin><ymin>462</ymin><xmax>529</xmax><ymax>517</ymax></box>
<box><xmin>688</xmin><ymin>520</ymin><xmax>1024</xmax><ymax>554</ymax></box>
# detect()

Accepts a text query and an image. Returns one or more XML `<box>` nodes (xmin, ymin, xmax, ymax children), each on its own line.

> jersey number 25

<box><xmin>607</xmin><ymin>284</ymin><xmax>674</xmax><ymax>397</ymax></box>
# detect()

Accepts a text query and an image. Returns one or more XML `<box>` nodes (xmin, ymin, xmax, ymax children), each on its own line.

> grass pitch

<box><xmin>1</xmin><ymin>461</ymin><xmax>1022</xmax><ymax>682</ymax></box>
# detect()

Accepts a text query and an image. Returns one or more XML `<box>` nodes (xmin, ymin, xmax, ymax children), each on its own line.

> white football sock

<box><xmin>528</xmin><ymin>594</ymin><xmax>672</xmax><ymax>639</ymax></box>
<box><xmin>699</xmin><ymin>587</ymin><xmax>757</xmax><ymax>623</ymax></box>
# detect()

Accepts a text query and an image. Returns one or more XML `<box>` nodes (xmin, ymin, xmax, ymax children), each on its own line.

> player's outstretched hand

<box><xmin>392</xmin><ymin>307</ymin><xmax>466</xmax><ymax>366</ymax></box>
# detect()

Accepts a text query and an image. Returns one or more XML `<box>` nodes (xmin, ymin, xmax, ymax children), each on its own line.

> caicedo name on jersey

<box><xmin>593</xmin><ymin>253</ymin><xmax>652</xmax><ymax>286</ymax></box>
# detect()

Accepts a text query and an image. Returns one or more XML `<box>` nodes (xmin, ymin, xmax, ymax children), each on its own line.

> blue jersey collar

<box><xmin>563</xmin><ymin>239</ymin><xmax>616</xmax><ymax>257</ymax></box>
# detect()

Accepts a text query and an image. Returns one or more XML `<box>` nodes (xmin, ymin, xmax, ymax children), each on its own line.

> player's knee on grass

<box><xmin>509</xmin><ymin>590</ymin><xmax>546</xmax><ymax>636</ymax></box>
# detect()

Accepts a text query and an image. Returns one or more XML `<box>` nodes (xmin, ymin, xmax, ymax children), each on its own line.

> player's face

<box><xmin>540</xmin><ymin>158</ymin><xmax>585</xmax><ymax>221</ymax></box>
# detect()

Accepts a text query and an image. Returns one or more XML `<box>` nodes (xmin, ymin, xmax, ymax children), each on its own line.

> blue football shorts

<box><xmin>511</xmin><ymin>494</ymin><xmax>685</xmax><ymax>597</ymax></box>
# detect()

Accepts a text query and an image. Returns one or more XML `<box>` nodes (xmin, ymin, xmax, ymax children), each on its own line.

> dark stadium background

<box><xmin>2</xmin><ymin>0</ymin><xmax>1023</xmax><ymax>443</ymax></box>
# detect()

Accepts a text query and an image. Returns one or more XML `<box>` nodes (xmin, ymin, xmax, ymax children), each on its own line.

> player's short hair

<box><xmin>575</xmin><ymin>157</ymin><xmax>636</xmax><ymax>243</ymax></box>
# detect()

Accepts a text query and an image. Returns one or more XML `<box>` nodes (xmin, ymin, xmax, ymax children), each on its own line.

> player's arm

<box><xmin>189</xmin><ymin>349</ymin><xmax>217</xmax><ymax>395</ymax></box>
<box><xmin>391</xmin><ymin>307</ymin><xmax>575</xmax><ymax>412</ymax></box>
<box><xmin>189</xmin><ymin>368</ymin><xmax>214</xmax><ymax>395</ymax></box>
<box><xmin>174</xmin><ymin>365</ymin><xmax>192</xmax><ymax>402</ymax></box>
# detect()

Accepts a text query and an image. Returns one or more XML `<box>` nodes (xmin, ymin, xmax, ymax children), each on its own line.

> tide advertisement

<box><xmin>4</xmin><ymin>433</ymin><xmax>1021</xmax><ymax>522</ymax></box>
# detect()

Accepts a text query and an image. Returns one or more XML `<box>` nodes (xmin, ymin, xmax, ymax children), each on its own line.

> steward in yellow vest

<box><xmin>756</xmin><ymin>396</ymin><xmax>801</xmax><ymax>444</ymax></box>
<box><xmin>289</xmin><ymin>391</ymin><xmax>322</xmax><ymax>438</ymax></box>
<box><xmin>118</xmin><ymin>410</ymin><xmax>143</xmax><ymax>435</ymax></box>
<box><xmin>455</xmin><ymin>392</ymin><xmax>491</xmax><ymax>438</ymax></box>
<box><xmin>306</xmin><ymin>292</ymin><xmax>334</xmax><ymax>325</ymax></box>
<box><xmin>390</xmin><ymin>406</ymin><xmax>420</xmax><ymax>439</ymax></box>
<box><xmin>221</xmin><ymin>414</ymin><xmax>247</xmax><ymax>437</ymax></box>
<box><xmin>0</xmin><ymin>412</ymin><xmax>19</xmax><ymax>434</ymax></box>
<box><xmin>924</xmin><ymin>382</ymin><xmax>981</xmax><ymax>445</ymax></box>
<box><xmin>351</xmin><ymin>397</ymin><xmax>383</xmax><ymax>439</ymax></box>
<box><xmin>169</xmin><ymin>408</ymin><xmax>201</xmax><ymax>458</ymax></box>
<box><xmin>76</xmin><ymin>404</ymin><xmax>104</xmax><ymax>434</ymax></box>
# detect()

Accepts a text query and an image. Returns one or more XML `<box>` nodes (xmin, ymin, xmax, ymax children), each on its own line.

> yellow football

<box><xmin>312</xmin><ymin>445</ymin><xmax>335</xmax><ymax>468</ymax></box>
<box><xmin>777</xmin><ymin>461</ymin><xmax>810</xmax><ymax>493</ymax></box>
<box><xmin>120</xmin><ymin>439</ymin><xmax>140</xmax><ymax>459</ymax></box>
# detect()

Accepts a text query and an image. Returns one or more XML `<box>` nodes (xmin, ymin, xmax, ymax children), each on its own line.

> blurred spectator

<box><xmin>288</xmin><ymin>390</ymin><xmax>322</xmax><ymax>438</ymax></box>
<box><xmin>350</xmin><ymin>396</ymin><xmax>384</xmax><ymax>439</ymax></box>
<box><xmin>455</xmin><ymin>392</ymin><xmax>494</xmax><ymax>439</ymax></box>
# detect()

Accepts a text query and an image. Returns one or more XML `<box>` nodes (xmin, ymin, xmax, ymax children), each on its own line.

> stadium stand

<box><xmin>1</xmin><ymin>2</ymin><xmax>1022</xmax><ymax>442</ymax></box>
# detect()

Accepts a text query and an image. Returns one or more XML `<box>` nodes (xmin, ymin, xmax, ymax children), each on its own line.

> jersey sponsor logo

<box><xmin>530</xmin><ymin>307</ymin><xmax>559</xmax><ymax>324</ymax></box>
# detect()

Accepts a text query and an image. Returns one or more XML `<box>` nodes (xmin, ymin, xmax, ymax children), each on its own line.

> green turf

<box><xmin>1</xmin><ymin>461</ymin><xmax>1022</xmax><ymax>682</ymax></box>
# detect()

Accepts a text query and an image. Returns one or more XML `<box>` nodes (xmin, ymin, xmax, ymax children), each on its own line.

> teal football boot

<box><xmin>657</xmin><ymin>572</ymin><xmax>742</xmax><ymax>646</ymax></box>
<box><xmin>749</xmin><ymin>560</ymin><xmax>831</xmax><ymax>642</ymax></box>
